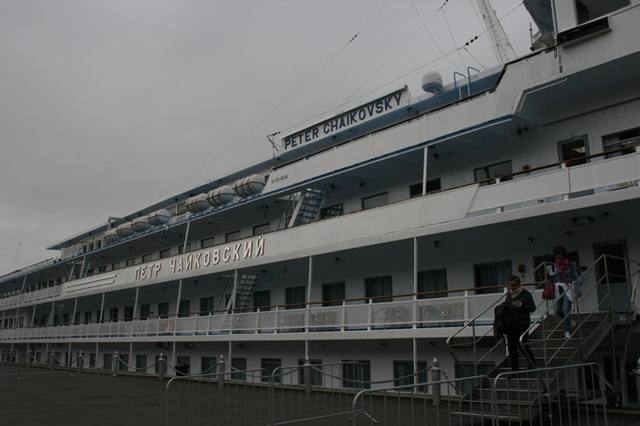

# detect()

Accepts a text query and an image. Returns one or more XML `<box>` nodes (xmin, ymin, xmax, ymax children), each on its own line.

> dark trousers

<box><xmin>507</xmin><ymin>328</ymin><xmax>536</xmax><ymax>371</ymax></box>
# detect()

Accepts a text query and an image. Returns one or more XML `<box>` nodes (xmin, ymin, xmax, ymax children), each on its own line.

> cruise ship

<box><xmin>1</xmin><ymin>0</ymin><xmax>639</xmax><ymax>413</ymax></box>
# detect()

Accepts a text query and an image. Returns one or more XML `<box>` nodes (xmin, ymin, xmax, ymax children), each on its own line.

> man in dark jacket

<box><xmin>505</xmin><ymin>275</ymin><xmax>536</xmax><ymax>371</ymax></box>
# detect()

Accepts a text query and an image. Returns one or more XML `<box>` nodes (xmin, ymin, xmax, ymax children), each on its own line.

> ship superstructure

<box><xmin>1</xmin><ymin>0</ymin><xmax>639</xmax><ymax>410</ymax></box>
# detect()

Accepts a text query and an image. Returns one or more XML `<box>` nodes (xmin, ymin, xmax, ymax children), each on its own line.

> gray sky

<box><xmin>0</xmin><ymin>0</ymin><xmax>536</xmax><ymax>276</ymax></box>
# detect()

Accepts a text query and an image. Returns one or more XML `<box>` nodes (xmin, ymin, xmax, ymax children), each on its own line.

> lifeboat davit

<box><xmin>233</xmin><ymin>174</ymin><xmax>265</xmax><ymax>197</ymax></box>
<box><xmin>148</xmin><ymin>209</ymin><xmax>171</xmax><ymax>226</ymax></box>
<box><xmin>207</xmin><ymin>185</ymin><xmax>235</xmax><ymax>206</ymax></box>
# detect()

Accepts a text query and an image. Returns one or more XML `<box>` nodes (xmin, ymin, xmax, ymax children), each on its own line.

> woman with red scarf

<box><xmin>548</xmin><ymin>245</ymin><xmax>580</xmax><ymax>339</ymax></box>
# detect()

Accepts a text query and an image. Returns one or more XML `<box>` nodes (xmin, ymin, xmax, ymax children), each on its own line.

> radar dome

<box><xmin>422</xmin><ymin>71</ymin><xmax>443</xmax><ymax>93</ymax></box>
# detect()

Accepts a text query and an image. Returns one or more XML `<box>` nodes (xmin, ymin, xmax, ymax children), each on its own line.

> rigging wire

<box><xmin>442</xmin><ymin>6</ymin><xmax>467</xmax><ymax>71</ymax></box>
<box><xmin>158</xmin><ymin>0</ymin><xmax>392</xmax><ymax>199</ymax></box>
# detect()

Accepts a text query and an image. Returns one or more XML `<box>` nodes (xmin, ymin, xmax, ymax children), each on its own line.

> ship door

<box><xmin>593</xmin><ymin>240</ymin><xmax>631</xmax><ymax>312</ymax></box>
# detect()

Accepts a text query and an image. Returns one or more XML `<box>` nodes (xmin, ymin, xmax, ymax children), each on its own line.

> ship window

<box><xmin>253</xmin><ymin>223</ymin><xmax>270</xmax><ymax>236</ymax></box>
<box><xmin>124</xmin><ymin>306</ymin><xmax>134</xmax><ymax>321</ymax></box>
<box><xmin>140</xmin><ymin>304</ymin><xmax>151</xmax><ymax>319</ymax></box>
<box><xmin>558</xmin><ymin>136</ymin><xmax>589</xmax><ymax>167</ymax></box>
<box><xmin>603</xmin><ymin>127</ymin><xmax>639</xmax><ymax>158</ymax></box>
<box><xmin>110</xmin><ymin>308</ymin><xmax>118</xmax><ymax>322</ymax></box>
<box><xmin>136</xmin><ymin>355</ymin><xmax>147</xmax><ymax>373</ymax></box>
<box><xmin>119</xmin><ymin>354</ymin><xmax>129</xmax><ymax>371</ymax></box>
<box><xmin>231</xmin><ymin>358</ymin><xmax>247</xmax><ymax>380</ymax></box>
<box><xmin>418</xmin><ymin>269</ymin><xmax>448</xmax><ymax>298</ymax></box>
<box><xmin>474</xmin><ymin>260</ymin><xmax>512</xmax><ymax>294</ymax></box>
<box><xmin>178</xmin><ymin>300</ymin><xmax>190</xmax><ymax>317</ymax></box>
<box><xmin>159</xmin><ymin>248</ymin><xmax>171</xmax><ymax>258</ymax></box>
<box><xmin>322</xmin><ymin>282</ymin><xmax>345</xmax><ymax>306</ymax></box>
<box><xmin>409</xmin><ymin>178</ymin><xmax>441</xmax><ymax>197</ymax></box>
<box><xmin>285</xmin><ymin>286</ymin><xmax>305</xmax><ymax>309</ymax></box>
<box><xmin>201</xmin><ymin>237</ymin><xmax>215</xmax><ymax>248</ymax></box>
<box><xmin>96</xmin><ymin>310</ymin><xmax>102</xmax><ymax>323</ymax></box>
<box><xmin>126</xmin><ymin>258</ymin><xmax>135</xmax><ymax>267</ymax></box>
<box><xmin>178</xmin><ymin>243</ymin><xmax>191</xmax><ymax>254</ymax></box>
<box><xmin>84</xmin><ymin>311</ymin><xmax>92</xmax><ymax>323</ymax></box>
<box><xmin>393</xmin><ymin>361</ymin><xmax>428</xmax><ymax>387</ymax></box>
<box><xmin>455</xmin><ymin>362</ymin><xmax>494</xmax><ymax>394</ymax></box>
<box><xmin>474</xmin><ymin>161</ymin><xmax>512</xmax><ymax>185</ymax></box>
<box><xmin>112</xmin><ymin>261</ymin><xmax>120</xmax><ymax>270</ymax></box>
<box><xmin>362</xmin><ymin>192</ymin><xmax>389</xmax><ymax>210</ymax></box>
<box><xmin>253</xmin><ymin>290</ymin><xmax>271</xmax><ymax>312</ymax></box>
<box><xmin>320</xmin><ymin>203</ymin><xmax>343</xmax><ymax>219</ymax></box>
<box><xmin>158</xmin><ymin>302</ymin><xmax>170</xmax><ymax>318</ymax></box>
<box><xmin>175</xmin><ymin>356</ymin><xmax>190</xmax><ymax>376</ymax></box>
<box><xmin>176</xmin><ymin>202</ymin><xmax>187</xmax><ymax>215</ymax></box>
<box><xmin>98</xmin><ymin>266</ymin><xmax>106</xmax><ymax>273</ymax></box>
<box><xmin>226</xmin><ymin>230</ymin><xmax>241</xmax><ymax>242</ymax></box>
<box><xmin>261</xmin><ymin>358</ymin><xmax>282</xmax><ymax>383</ymax></box>
<box><xmin>365</xmin><ymin>276</ymin><xmax>393</xmax><ymax>303</ymax></box>
<box><xmin>201</xmin><ymin>356</ymin><xmax>217</xmax><ymax>375</ymax></box>
<box><xmin>298</xmin><ymin>359</ymin><xmax>323</xmax><ymax>386</ymax></box>
<box><xmin>142</xmin><ymin>253</ymin><xmax>153</xmax><ymax>263</ymax></box>
<box><xmin>576</xmin><ymin>0</ymin><xmax>629</xmax><ymax>24</ymax></box>
<box><xmin>199</xmin><ymin>297</ymin><xmax>214</xmax><ymax>315</ymax></box>
<box><xmin>342</xmin><ymin>361</ymin><xmax>371</xmax><ymax>389</ymax></box>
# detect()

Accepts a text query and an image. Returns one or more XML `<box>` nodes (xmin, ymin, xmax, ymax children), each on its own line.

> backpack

<box><xmin>493</xmin><ymin>303</ymin><xmax>511</xmax><ymax>337</ymax></box>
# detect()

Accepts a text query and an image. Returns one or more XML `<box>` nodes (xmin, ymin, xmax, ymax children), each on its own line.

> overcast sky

<box><xmin>0</xmin><ymin>0</ymin><xmax>536</xmax><ymax>276</ymax></box>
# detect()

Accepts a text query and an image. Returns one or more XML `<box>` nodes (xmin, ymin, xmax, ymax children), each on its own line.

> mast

<box><xmin>475</xmin><ymin>0</ymin><xmax>517</xmax><ymax>63</ymax></box>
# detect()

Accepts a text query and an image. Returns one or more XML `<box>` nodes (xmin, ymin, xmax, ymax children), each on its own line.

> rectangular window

<box><xmin>142</xmin><ymin>253</ymin><xmax>153</xmax><ymax>263</ymax></box>
<box><xmin>112</xmin><ymin>262</ymin><xmax>120</xmax><ymax>270</ymax></box>
<box><xmin>409</xmin><ymin>178</ymin><xmax>442</xmax><ymax>197</ymax></box>
<box><xmin>84</xmin><ymin>311</ymin><xmax>92</xmax><ymax>323</ymax></box>
<box><xmin>201</xmin><ymin>237</ymin><xmax>215</xmax><ymax>249</ymax></box>
<box><xmin>98</xmin><ymin>266</ymin><xmax>106</xmax><ymax>273</ymax></box>
<box><xmin>365</xmin><ymin>276</ymin><xmax>393</xmax><ymax>303</ymax></box>
<box><xmin>320</xmin><ymin>203</ymin><xmax>344</xmax><ymax>219</ymax></box>
<box><xmin>455</xmin><ymin>362</ymin><xmax>494</xmax><ymax>394</ymax></box>
<box><xmin>474</xmin><ymin>161</ymin><xmax>512</xmax><ymax>185</ymax></box>
<box><xmin>140</xmin><ymin>304</ymin><xmax>151</xmax><ymax>319</ymax></box>
<box><xmin>178</xmin><ymin>300</ymin><xmax>190</xmax><ymax>318</ymax></box>
<box><xmin>322</xmin><ymin>282</ymin><xmax>345</xmax><ymax>307</ymax></box>
<box><xmin>178</xmin><ymin>243</ymin><xmax>191</xmax><ymax>254</ymax></box>
<box><xmin>253</xmin><ymin>290</ymin><xmax>271</xmax><ymax>312</ymax></box>
<box><xmin>109</xmin><ymin>308</ymin><xmax>118</xmax><ymax>322</ymax></box>
<box><xmin>231</xmin><ymin>358</ymin><xmax>247</xmax><ymax>381</ymax></box>
<box><xmin>136</xmin><ymin>355</ymin><xmax>147</xmax><ymax>373</ymax></box>
<box><xmin>159</xmin><ymin>248</ymin><xmax>171</xmax><ymax>259</ymax></box>
<box><xmin>342</xmin><ymin>361</ymin><xmax>371</xmax><ymax>389</ymax></box>
<box><xmin>261</xmin><ymin>358</ymin><xmax>282</xmax><ymax>383</ymax></box>
<box><xmin>253</xmin><ymin>223</ymin><xmax>270</xmax><ymax>236</ymax></box>
<box><xmin>285</xmin><ymin>286</ymin><xmax>306</xmax><ymax>309</ymax></box>
<box><xmin>175</xmin><ymin>356</ymin><xmax>190</xmax><ymax>376</ymax></box>
<box><xmin>603</xmin><ymin>127</ymin><xmax>639</xmax><ymax>158</ymax></box>
<box><xmin>361</xmin><ymin>192</ymin><xmax>389</xmax><ymax>210</ymax></box>
<box><xmin>158</xmin><ymin>302</ymin><xmax>170</xmax><ymax>318</ymax></box>
<box><xmin>176</xmin><ymin>202</ymin><xmax>187</xmax><ymax>215</ymax></box>
<box><xmin>558</xmin><ymin>135</ymin><xmax>589</xmax><ymax>167</ymax></box>
<box><xmin>474</xmin><ymin>261</ymin><xmax>512</xmax><ymax>294</ymax></box>
<box><xmin>393</xmin><ymin>361</ymin><xmax>429</xmax><ymax>387</ymax></box>
<box><xmin>124</xmin><ymin>306</ymin><xmax>134</xmax><ymax>321</ymax></box>
<box><xmin>418</xmin><ymin>269</ymin><xmax>448</xmax><ymax>299</ymax></box>
<box><xmin>226</xmin><ymin>230</ymin><xmax>241</xmax><ymax>242</ymax></box>
<box><xmin>199</xmin><ymin>297</ymin><xmax>214</xmax><ymax>315</ymax></box>
<box><xmin>201</xmin><ymin>356</ymin><xmax>217</xmax><ymax>375</ymax></box>
<box><xmin>298</xmin><ymin>359</ymin><xmax>323</xmax><ymax>386</ymax></box>
<box><xmin>576</xmin><ymin>0</ymin><xmax>629</xmax><ymax>24</ymax></box>
<box><xmin>126</xmin><ymin>258</ymin><xmax>135</xmax><ymax>267</ymax></box>
<box><xmin>119</xmin><ymin>354</ymin><xmax>129</xmax><ymax>372</ymax></box>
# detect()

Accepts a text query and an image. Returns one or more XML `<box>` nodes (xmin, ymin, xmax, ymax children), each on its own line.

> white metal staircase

<box><xmin>287</xmin><ymin>188</ymin><xmax>325</xmax><ymax>227</ymax></box>
<box><xmin>447</xmin><ymin>255</ymin><xmax>639</xmax><ymax>423</ymax></box>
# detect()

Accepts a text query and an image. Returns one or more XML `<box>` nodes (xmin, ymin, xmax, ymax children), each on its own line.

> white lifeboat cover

<box><xmin>207</xmin><ymin>185</ymin><xmax>235</xmax><ymax>206</ymax></box>
<box><xmin>132</xmin><ymin>216</ymin><xmax>153</xmax><ymax>232</ymax></box>
<box><xmin>233</xmin><ymin>174</ymin><xmax>265</xmax><ymax>197</ymax></box>
<box><xmin>104</xmin><ymin>229</ymin><xmax>120</xmax><ymax>244</ymax></box>
<box><xmin>116</xmin><ymin>222</ymin><xmax>135</xmax><ymax>237</ymax></box>
<box><xmin>186</xmin><ymin>193</ymin><xmax>210</xmax><ymax>213</ymax></box>
<box><xmin>148</xmin><ymin>209</ymin><xmax>171</xmax><ymax>226</ymax></box>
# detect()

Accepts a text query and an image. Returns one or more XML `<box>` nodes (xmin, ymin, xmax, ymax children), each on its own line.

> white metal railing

<box><xmin>0</xmin><ymin>290</ymin><xmax>553</xmax><ymax>342</ymax></box>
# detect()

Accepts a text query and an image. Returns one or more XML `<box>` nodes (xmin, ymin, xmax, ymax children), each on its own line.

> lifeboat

<box><xmin>116</xmin><ymin>222</ymin><xmax>135</xmax><ymax>238</ymax></box>
<box><xmin>132</xmin><ymin>215</ymin><xmax>153</xmax><ymax>232</ymax></box>
<box><xmin>148</xmin><ymin>209</ymin><xmax>171</xmax><ymax>226</ymax></box>
<box><xmin>104</xmin><ymin>229</ymin><xmax>120</xmax><ymax>244</ymax></box>
<box><xmin>233</xmin><ymin>174</ymin><xmax>265</xmax><ymax>197</ymax></box>
<box><xmin>185</xmin><ymin>193</ymin><xmax>210</xmax><ymax>213</ymax></box>
<box><xmin>207</xmin><ymin>185</ymin><xmax>235</xmax><ymax>206</ymax></box>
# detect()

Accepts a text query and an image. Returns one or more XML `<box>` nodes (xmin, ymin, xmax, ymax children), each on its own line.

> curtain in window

<box><xmin>285</xmin><ymin>287</ymin><xmax>306</xmax><ymax>309</ymax></box>
<box><xmin>365</xmin><ymin>276</ymin><xmax>392</xmax><ymax>303</ymax></box>
<box><xmin>418</xmin><ymin>269</ymin><xmax>447</xmax><ymax>299</ymax></box>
